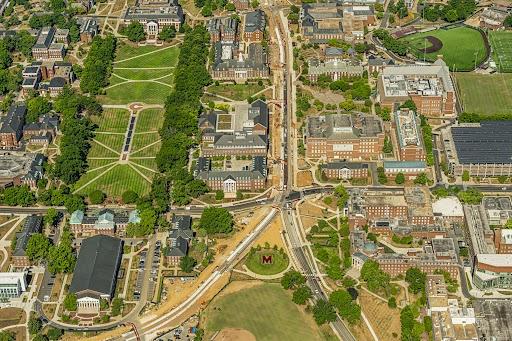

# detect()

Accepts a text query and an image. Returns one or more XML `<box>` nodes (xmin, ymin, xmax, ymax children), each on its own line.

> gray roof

<box><xmin>249</xmin><ymin>99</ymin><xmax>268</xmax><ymax>129</ymax></box>
<box><xmin>0</xmin><ymin>103</ymin><xmax>26</xmax><ymax>137</ymax></box>
<box><xmin>172</xmin><ymin>215</ymin><xmax>192</xmax><ymax>230</ymax></box>
<box><xmin>322</xmin><ymin>162</ymin><xmax>368</xmax><ymax>170</ymax></box>
<box><xmin>368</xmin><ymin>55</ymin><xmax>394</xmax><ymax>66</ymax></box>
<box><xmin>306</xmin><ymin>113</ymin><xmax>383</xmax><ymax>140</ymax></box>
<box><xmin>69</xmin><ymin>235</ymin><xmax>123</xmax><ymax>299</ymax></box>
<box><xmin>166</xmin><ymin>236</ymin><xmax>188</xmax><ymax>257</ymax></box>
<box><xmin>34</xmin><ymin>27</ymin><xmax>55</xmax><ymax>49</ymax></box>
<box><xmin>196</xmin><ymin>169</ymin><xmax>265</xmax><ymax>181</ymax></box>
<box><xmin>245</xmin><ymin>10</ymin><xmax>265</xmax><ymax>33</ymax></box>
<box><xmin>13</xmin><ymin>216</ymin><xmax>43</xmax><ymax>257</ymax></box>
<box><xmin>214</xmin><ymin>133</ymin><xmax>267</xmax><ymax>148</ymax></box>
<box><xmin>49</xmin><ymin>77</ymin><xmax>66</xmax><ymax>88</ymax></box>
<box><xmin>451</xmin><ymin>121</ymin><xmax>512</xmax><ymax>164</ymax></box>
<box><xmin>123</xmin><ymin>3</ymin><xmax>184</xmax><ymax>22</ymax></box>
<box><xmin>213</xmin><ymin>42</ymin><xmax>268</xmax><ymax>72</ymax></box>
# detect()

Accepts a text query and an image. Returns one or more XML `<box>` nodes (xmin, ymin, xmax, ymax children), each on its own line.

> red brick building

<box><xmin>305</xmin><ymin>114</ymin><xmax>384</xmax><ymax>161</ymax></box>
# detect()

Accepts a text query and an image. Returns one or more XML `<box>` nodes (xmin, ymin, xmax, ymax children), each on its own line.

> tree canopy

<box><xmin>280</xmin><ymin>270</ymin><xmax>306</xmax><ymax>290</ymax></box>
<box><xmin>329</xmin><ymin>289</ymin><xmax>361</xmax><ymax>324</ymax></box>
<box><xmin>405</xmin><ymin>267</ymin><xmax>426</xmax><ymax>294</ymax></box>
<box><xmin>199</xmin><ymin>207</ymin><xmax>233</xmax><ymax>235</ymax></box>
<box><xmin>123</xmin><ymin>22</ymin><xmax>146</xmax><ymax>42</ymax></box>
<box><xmin>26</xmin><ymin>233</ymin><xmax>51</xmax><ymax>261</ymax></box>
<box><xmin>360</xmin><ymin>260</ymin><xmax>390</xmax><ymax>292</ymax></box>
<box><xmin>80</xmin><ymin>35</ymin><xmax>116</xmax><ymax>94</ymax></box>
<box><xmin>312</xmin><ymin>299</ymin><xmax>337</xmax><ymax>325</ymax></box>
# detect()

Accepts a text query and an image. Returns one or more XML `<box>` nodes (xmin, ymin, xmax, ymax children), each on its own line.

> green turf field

<box><xmin>489</xmin><ymin>31</ymin><xmax>512</xmax><ymax>73</ymax></box>
<box><xmin>402</xmin><ymin>26</ymin><xmax>487</xmax><ymax>71</ymax></box>
<box><xmin>74</xmin><ymin>108</ymin><xmax>165</xmax><ymax>197</ymax></box>
<box><xmin>99</xmin><ymin>45</ymin><xmax>178</xmax><ymax>104</ymax></box>
<box><xmin>455</xmin><ymin>73</ymin><xmax>512</xmax><ymax>114</ymax></box>
<box><xmin>202</xmin><ymin>282</ymin><xmax>329</xmax><ymax>341</ymax></box>
<box><xmin>245</xmin><ymin>249</ymin><xmax>289</xmax><ymax>275</ymax></box>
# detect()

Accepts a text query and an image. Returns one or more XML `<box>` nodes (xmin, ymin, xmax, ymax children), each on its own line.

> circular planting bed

<box><xmin>245</xmin><ymin>247</ymin><xmax>289</xmax><ymax>276</ymax></box>
<box><xmin>419</xmin><ymin>36</ymin><xmax>443</xmax><ymax>54</ymax></box>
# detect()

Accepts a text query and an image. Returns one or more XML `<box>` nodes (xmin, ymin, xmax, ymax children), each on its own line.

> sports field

<box><xmin>455</xmin><ymin>73</ymin><xmax>512</xmax><ymax>115</ymax></box>
<box><xmin>99</xmin><ymin>42</ymin><xmax>179</xmax><ymax>104</ymax></box>
<box><xmin>202</xmin><ymin>282</ymin><xmax>330</xmax><ymax>341</ymax></box>
<box><xmin>489</xmin><ymin>31</ymin><xmax>512</xmax><ymax>73</ymax></box>
<box><xmin>73</xmin><ymin>108</ymin><xmax>164</xmax><ymax>198</ymax></box>
<box><xmin>402</xmin><ymin>26</ymin><xmax>487</xmax><ymax>71</ymax></box>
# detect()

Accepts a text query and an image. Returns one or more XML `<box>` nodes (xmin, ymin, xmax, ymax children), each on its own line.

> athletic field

<box><xmin>455</xmin><ymin>73</ymin><xmax>512</xmax><ymax>114</ymax></box>
<box><xmin>489</xmin><ymin>31</ymin><xmax>512</xmax><ymax>73</ymax></box>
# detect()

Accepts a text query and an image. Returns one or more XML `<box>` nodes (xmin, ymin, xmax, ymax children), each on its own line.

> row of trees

<box><xmin>80</xmin><ymin>35</ymin><xmax>117</xmax><ymax>95</ymax></box>
<box><xmin>421</xmin><ymin>0</ymin><xmax>477</xmax><ymax>23</ymax></box>
<box><xmin>373</xmin><ymin>29</ymin><xmax>409</xmax><ymax>56</ymax></box>
<box><xmin>25</xmin><ymin>229</ymin><xmax>76</xmax><ymax>274</ymax></box>
<box><xmin>156</xmin><ymin>26</ymin><xmax>211</xmax><ymax>205</ymax></box>
<box><xmin>51</xmin><ymin>89</ymin><xmax>98</xmax><ymax>185</ymax></box>
<box><xmin>459</xmin><ymin>112</ymin><xmax>512</xmax><ymax>123</ymax></box>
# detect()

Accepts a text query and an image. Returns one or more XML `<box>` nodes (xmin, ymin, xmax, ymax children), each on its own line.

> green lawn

<box><xmin>131</xmin><ymin>133</ymin><xmax>160</xmax><ymax>152</ymax></box>
<box><xmin>402</xmin><ymin>26</ymin><xmax>487</xmax><ymax>71</ymax></box>
<box><xmin>203</xmin><ymin>283</ymin><xmax>327</xmax><ymax>341</ymax></box>
<box><xmin>489</xmin><ymin>31</ymin><xmax>512</xmax><ymax>73</ymax></box>
<box><xmin>206</xmin><ymin>83</ymin><xmax>266</xmax><ymax>101</ymax></box>
<box><xmin>114</xmin><ymin>46</ymin><xmax>180</xmax><ymax>68</ymax></box>
<box><xmin>92</xmin><ymin>108</ymin><xmax>131</xmax><ymax>133</ymax></box>
<box><xmin>135</xmin><ymin>109</ymin><xmax>165</xmax><ymax>132</ymax></box>
<box><xmin>93</xmin><ymin>133</ymin><xmax>126</xmax><ymax>152</ymax></box>
<box><xmin>76</xmin><ymin>164</ymin><xmax>151</xmax><ymax>197</ymax></box>
<box><xmin>130</xmin><ymin>141</ymin><xmax>161</xmax><ymax>157</ymax></box>
<box><xmin>101</xmin><ymin>82</ymin><xmax>172</xmax><ymax>105</ymax></box>
<box><xmin>112</xmin><ymin>68</ymin><xmax>174</xmax><ymax>81</ymax></box>
<box><xmin>130</xmin><ymin>158</ymin><xmax>158</xmax><ymax>171</ymax></box>
<box><xmin>87</xmin><ymin>158</ymin><xmax>118</xmax><ymax>170</ymax></box>
<box><xmin>88</xmin><ymin>141</ymin><xmax>120</xmax><ymax>158</ymax></box>
<box><xmin>455</xmin><ymin>73</ymin><xmax>512</xmax><ymax>114</ymax></box>
<box><xmin>245</xmin><ymin>249</ymin><xmax>289</xmax><ymax>275</ymax></box>
<box><xmin>115</xmin><ymin>43</ymin><xmax>161</xmax><ymax>61</ymax></box>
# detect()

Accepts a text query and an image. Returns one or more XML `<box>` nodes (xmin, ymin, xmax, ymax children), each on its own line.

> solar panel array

<box><xmin>451</xmin><ymin>121</ymin><xmax>512</xmax><ymax>164</ymax></box>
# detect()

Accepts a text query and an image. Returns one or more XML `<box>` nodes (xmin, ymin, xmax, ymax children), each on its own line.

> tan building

<box><xmin>305</xmin><ymin>113</ymin><xmax>384</xmax><ymax>161</ymax></box>
<box><xmin>494</xmin><ymin>229</ymin><xmax>512</xmax><ymax>254</ymax></box>
<box><xmin>378</xmin><ymin>59</ymin><xmax>456</xmax><ymax>118</ymax></box>
<box><xmin>377</xmin><ymin>238</ymin><xmax>459</xmax><ymax>278</ymax></box>
<box><xmin>405</xmin><ymin>187</ymin><xmax>434</xmax><ymax>226</ymax></box>
<box><xmin>394</xmin><ymin>108</ymin><xmax>425</xmax><ymax>161</ymax></box>
<box><xmin>320</xmin><ymin>162</ymin><xmax>368</xmax><ymax>180</ymax></box>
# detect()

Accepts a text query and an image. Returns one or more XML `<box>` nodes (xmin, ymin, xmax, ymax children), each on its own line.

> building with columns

<box><xmin>69</xmin><ymin>235</ymin><xmax>123</xmax><ymax>314</ymax></box>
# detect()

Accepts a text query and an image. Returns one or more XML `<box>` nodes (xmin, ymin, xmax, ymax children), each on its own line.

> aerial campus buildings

<box><xmin>441</xmin><ymin>121</ymin><xmax>512</xmax><ymax>177</ymax></box>
<box><xmin>377</xmin><ymin>59</ymin><xmax>456</xmax><ymax>118</ymax></box>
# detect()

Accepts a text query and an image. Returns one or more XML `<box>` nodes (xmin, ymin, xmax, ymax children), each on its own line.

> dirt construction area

<box><xmin>297</xmin><ymin>170</ymin><xmax>313</xmax><ymax>187</ymax></box>
<box><xmin>214</xmin><ymin>328</ymin><xmax>256</xmax><ymax>341</ymax></box>
<box><xmin>253</xmin><ymin>214</ymin><xmax>284</xmax><ymax>248</ymax></box>
<box><xmin>359</xmin><ymin>289</ymin><xmax>401</xmax><ymax>340</ymax></box>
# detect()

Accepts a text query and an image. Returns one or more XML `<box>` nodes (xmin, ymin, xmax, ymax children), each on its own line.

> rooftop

<box><xmin>450</xmin><ymin>121</ymin><xmax>512</xmax><ymax>164</ymax></box>
<box><xmin>477</xmin><ymin>253</ymin><xmax>512</xmax><ymax>268</ymax></box>
<box><xmin>306</xmin><ymin>113</ymin><xmax>383</xmax><ymax>140</ymax></box>
<box><xmin>432</xmin><ymin>197</ymin><xmax>464</xmax><ymax>217</ymax></box>
<box><xmin>395</xmin><ymin>108</ymin><xmax>422</xmax><ymax>148</ymax></box>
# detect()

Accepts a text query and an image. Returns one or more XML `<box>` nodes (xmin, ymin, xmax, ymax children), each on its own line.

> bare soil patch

<box><xmin>359</xmin><ymin>289</ymin><xmax>401</xmax><ymax>340</ymax></box>
<box><xmin>419</xmin><ymin>36</ymin><xmax>443</xmax><ymax>54</ymax></box>
<box><xmin>297</xmin><ymin>170</ymin><xmax>313</xmax><ymax>187</ymax></box>
<box><xmin>214</xmin><ymin>328</ymin><xmax>256</xmax><ymax>341</ymax></box>
<box><xmin>254</xmin><ymin>215</ymin><xmax>284</xmax><ymax>248</ymax></box>
<box><xmin>0</xmin><ymin>308</ymin><xmax>25</xmax><ymax>328</ymax></box>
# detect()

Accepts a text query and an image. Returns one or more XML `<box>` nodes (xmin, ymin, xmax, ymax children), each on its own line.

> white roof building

<box><xmin>0</xmin><ymin>272</ymin><xmax>27</xmax><ymax>299</ymax></box>
<box><xmin>432</xmin><ymin>197</ymin><xmax>464</xmax><ymax>218</ymax></box>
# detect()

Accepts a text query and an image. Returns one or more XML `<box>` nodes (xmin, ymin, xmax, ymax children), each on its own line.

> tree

<box><xmin>47</xmin><ymin>230</ymin><xmax>76</xmax><ymax>274</ymax></box>
<box><xmin>180</xmin><ymin>255</ymin><xmax>197</xmax><ymax>273</ymax></box>
<box><xmin>126</xmin><ymin>208</ymin><xmax>156</xmax><ymax>237</ymax></box>
<box><xmin>80</xmin><ymin>36</ymin><xmax>116</xmax><ymax>95</ymax></box>
<box><xmin>64</xmin><ymin>195</ymin><xmax>85</xmax><ymax>213</ymax></box>
<box><xmin>445</xmin><ymin>8</ymin><xmax>458</xmax><ymax>22</ymax></box>
<box><xmin>122</xmin><ymin>190</ymin><xmax>139</xmax><ymax>204</ymax></box>
<box><xmin>251</xmin><ymin>0</ymin><xmax>259</xmax><ymax>8</ymax></box>
<box><xmin>88</xmin><ymin>190</ymin><xmax>105</xmax><ymax>205</ymax></box>
<box><xmin>26</xmin><ymin>96</ymin><xmax>52</xmax><ymax>123</ymax></box>
<box><xmin>280</xmin><ymin>270</ymin><xmax>305</xmax><ymax>289</ymax></box>
<box><xmin>26</xmin><ymin>234</ymin><xmax>51</xmax><ymax>261</ymax></box>
<box><xmin>360</xmin><ymin>260</ymin><xmax>390</xmax><ymax>292</ymax></box>
<box><xmin>158</xmin><ymin>26</ymin><xmax>176</xmax><ymax>42</ymax></box>
<box><xmin>292</xmin><ymin>285</ymin><xmax>312</xmax><ymax>305</ymax></box>
<box><xmin>111</xmin><ymin>298</ymin><xmax>124</xmax><ymax>316</ymax></box>
<box><xmin>1</xmin><ymin>185</ymin><xmax>36</xmax><ymax>206</ymax></box>
<box><xmin>44</xmin><ymin>207</ymin><xmax>59</xmax><ymax>226</ymax></box>
<box><xmin>395</xmin><ymin>172</ymin><xmax>405</xmax><ymax>185</ymax></box>
<box><xmin>383</xmin><ymin>136</ymin><xmax>393</xmax><ymax>153</ymax></box>
<box><xmin>312</xmin><ymin>300</ymin><xmax>337</xmax><ymax>325</ymax></box>
<box><xmin>414</xmin><ymin>172</ymin><xmax>429</xmax><ymax>185</ymax></box>
<box><xmin>28</xmin><ymin>316</ymin><xmax>42</xmax><ymax>334</ymax></box>
<box><xmin>199</xmin><ymin>207</ymin><xmax>233</xmax><ymax>234</ymax></box>
<box><xmin>0</xmin><ymin>331</ymin><xmax>15</xmax><ymax>341</ymax></box>
<box><xmin>124</xmin><ymin>21</ymin><xmax>146</xmax><ymax>42</ymax></box>
<box><xmin>462</xmin><ymin>170</ymin><xmax>470</xmax><ymax>182</ymax></box>
<box><xmin>505</xmin><ymin>15</ymin><xmax>512</xmax><ymax>28</ymax></box>
<box><xmin>215</xmin><ymin>190</ymin><xmax>224</xmax><ymax>201</ymax></box>
<box><xmin>329</xmin><ymin>289</ymin><xmax>361</xmax><ymax>324</ymax></box>
<box><xmin>388</xmin><ymin>296</ymin><xmax>397</xmax><ymax>308</ymax></box>
<box><xmin>63</xmin><ymin>293</ymin><xmax>77</xmax><ymax>311</ymax></box>
<box><xmin>405</xmin><ymin>267</ymin><xmax>426</xmax><ymax>294</ymax></box>
<box><xmin>32</xmin><ymin>335</ymin><xmax>48</xmax><ymax>341</ymax></box>
<box><xmin>334</xmin><ymin>184</ymin><xmax>349</xmax><ymax>209</ymax></box>
<box><xmin>457</xmin><ymin>188</ymin><xmax>483</xmax><ymax>205</ymax></box>
<box><xmin>46</xmin><ymin>328</ymin><xmax>63</xmax><ymax>340</ymax></box>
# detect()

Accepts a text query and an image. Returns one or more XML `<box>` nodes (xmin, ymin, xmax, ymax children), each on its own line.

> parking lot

<box><xmin>475</xmin><ymin>299</ymin><xmax>512</xmax><ymax>341</ymax></box>
<box><xmin>133</xmin><ymin>240</ymin><xmax>162</xmax><ymax>302</ymax></box>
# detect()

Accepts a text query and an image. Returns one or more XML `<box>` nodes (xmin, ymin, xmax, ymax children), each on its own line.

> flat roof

<box><xmin>432</xmin><ymin>197</ymin><xmax>464</xmax><ymax>217</ymax></box>
<box><xmin>451</xmin><ymin>121</ymin><xmax>512</xmax><ymax>164</ymax></box>
<box><xmin>477</xmin><ymin>253</ymin><xmax>512</xmax><ymax>267</ymax></box>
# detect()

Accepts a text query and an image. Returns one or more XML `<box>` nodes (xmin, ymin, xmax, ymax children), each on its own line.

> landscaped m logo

<box><xmin>261</xmin><ymin>255</ymin><xmax>273</xmax><ymax>264</ymax></box>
